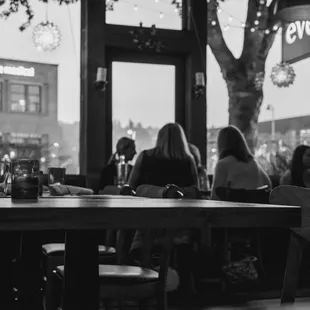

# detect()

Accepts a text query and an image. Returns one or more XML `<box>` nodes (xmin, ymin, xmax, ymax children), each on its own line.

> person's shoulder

<box><xmin>218</xmin><ymin>155</ymin><xmax>237</xmax><ymax>165</ymax></box>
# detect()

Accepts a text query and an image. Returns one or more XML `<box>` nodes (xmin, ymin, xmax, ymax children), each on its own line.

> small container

<box><xmin>48</xmin><ymin>167</ymin><xmax>66</xmax><ymax>186</ymax></box>
<box><xmin>116</xmin><ymin>155</ymin><xmax>128</xmax><ymax>187</ymax></box>
<box><xmin>11</xmin><ymin>159</ymin><xmax>40</xmax><ymax>201</ymax></box>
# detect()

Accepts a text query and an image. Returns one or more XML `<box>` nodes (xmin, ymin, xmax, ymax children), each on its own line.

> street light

<box><xmin>266</xmin><ymin>104</ymin><xmax>275</xmax><ymax>142</ymax></box>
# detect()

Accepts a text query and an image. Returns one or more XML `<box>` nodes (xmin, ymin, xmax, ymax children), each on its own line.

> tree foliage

<box><xmin>0</xmin><ymin>0</ymin><xmax>78</xmax><ymax>30</ymax></box>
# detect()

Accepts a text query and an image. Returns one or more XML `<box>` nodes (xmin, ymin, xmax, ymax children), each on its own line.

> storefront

<box><xmin>0</xmin><ymin>58</ymin><xmax>61</xmax><ymax>170</ymax></box>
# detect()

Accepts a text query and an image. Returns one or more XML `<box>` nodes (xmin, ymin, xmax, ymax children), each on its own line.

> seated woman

<box><xmin>280</xmin><ymin>144</ymin><xmax>310</xmax><ymax>187</ymax></box>
<box><xmin>188</xmin><ymin>143</ymin><xmax>209</xmax><ymax>191</ymax></box>
<box><xmin>97</xmin><ymin>137</ymin><xmax>136</xmax><ymax>193</ymax></box>
<box><xmin>128</xmin><ymin>122</ymin><xmax>198</xmax><ymax>189</ymax></box>
<box><xmin>128</xmin><ymin>122</ymin><xmax>198</xmax><ymax>296</ymax></box>
<box><xmin>211</xmin><ymin>125</ymin><xmax>271</xmax><ymax>200</ymax></box>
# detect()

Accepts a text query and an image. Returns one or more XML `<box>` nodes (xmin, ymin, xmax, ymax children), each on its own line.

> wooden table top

<box><xmin>0</xmin><ymin>197</ymin><xmax>301</xmax><ymax>231</ymax></box>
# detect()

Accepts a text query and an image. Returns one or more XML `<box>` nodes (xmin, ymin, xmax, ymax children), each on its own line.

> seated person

<box><xmin>211</xmin><ymin>126</ymin><xmax>271</xmax><ymax>200</ymax></box>
<box><xmin>97</xmin><ymin>137</ymin><xmax>136</xmax><ymax>193</ymax></box>
<box><xmin>280</xmin><ymin>144</ymin><xmax>310</xmax><ymax>187</ymax></box>
<box><xmin>128</xmin><ymin>123</ymin><xmax>198</xmax><ymax>190</ymax></box>
<box><xmin>188</xmin><ymin>143</ymin><xmax>209</xmax><ymax>191</ymax></box>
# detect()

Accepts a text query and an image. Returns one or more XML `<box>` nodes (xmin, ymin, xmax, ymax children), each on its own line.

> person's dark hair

<box><xmin>108</xmin><ymin>137</ymin><xmax>135</xmax><ymax>164</ymax></box>
<box><xmin>155</xmin><ymin>123</ymin><xmax>192</xmax><ymax>160</ymax></box>
<box><xmin>188</xmin><ymin>143</ymin><xmax>201</xmax><ymax>168</ymax></box>
<box><xmin>217</xmin><ymin>125</ymin><xmax>253</xmax><ymax>162</ymax></box>
<box><xmin>290</xmin><ymin>144</ymin><xmax>310</xmax><ymax>187</ymax></box>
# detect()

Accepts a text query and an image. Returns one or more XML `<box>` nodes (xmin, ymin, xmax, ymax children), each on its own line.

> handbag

<box><xmin>222</xmin><ymin>255</ymin><xmax>258</xmax><ymax>285</ymax></box>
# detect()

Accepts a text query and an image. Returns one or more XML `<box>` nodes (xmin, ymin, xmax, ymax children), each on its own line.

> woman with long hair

<box><xmin>211</xmin><ymin>125</ymin><xmax>271</xmax><ymax>200</ymax></box>
<box><xmin>128</xmin><ymin>122</ymin><xmax>198</xmax><ymax>189</ymax></box>
<box><xmin>98</xmin><ymin>137</ymin><xmax>136</xmax><ymax>192</ymax></box>
<box><xmin>280</xmin><ymin>144</ymin><xmax>310</xmax><ymax>187</ymax></box>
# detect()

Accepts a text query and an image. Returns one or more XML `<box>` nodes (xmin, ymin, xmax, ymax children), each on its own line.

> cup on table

<box><xmin>48</xmin><ymin>167</ymin><xmax>66</xmax><ymax>186</ymax></box>
<box><xmin>11</xmin><ymin>159</ymin><xmax>40</xmax><ymax>201</ymax></box>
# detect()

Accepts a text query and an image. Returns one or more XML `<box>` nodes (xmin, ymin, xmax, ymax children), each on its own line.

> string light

<box><xmin>159</xmin><ymin>12</ymin><xmax>164</xmax><ymax>19</ymax></box>
<box><xmin>134</xmin><ymin>5</ymin><xmax>138</xmax><ymax>11</ymax></box>
<box><xmin>208</xmin><ymin>3</ymin><xmax>281</xmax><ymax>34</ymax></box>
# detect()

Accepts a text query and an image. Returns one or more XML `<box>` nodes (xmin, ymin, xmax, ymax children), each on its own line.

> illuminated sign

<box><xmin>285</xmin><ymin>21</ymin><xmax>310</xmax><ymax>44</ymax></box>
<box><xmin>0</xmin><ymin>65</ymin><xmax>35</xmax><ymax>77</ymax></box>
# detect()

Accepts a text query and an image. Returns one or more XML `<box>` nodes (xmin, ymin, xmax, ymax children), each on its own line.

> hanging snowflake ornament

<box><xmin>270</xmin><ymin>62</ymin><xmax>296</xmax><ymax>88</ymax></box>
<box><xmin>106</xmin><ymin>0</ymin><xmax>119</xmax><ymax>11</ymax></box>
<box><xmin>32</xmin><ymin>21</ymin><xmax>61</xmax><ymax>52</ymax></box>
<box><xmin>254</xmin><ymin>72</ymin><xmax>264</xmax><ymax>90</ymax></box>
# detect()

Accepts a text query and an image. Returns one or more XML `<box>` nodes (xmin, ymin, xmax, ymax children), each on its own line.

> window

<box><xmin>10</xmin><ymin>84</ymin><xmax>41</xmax><ymax>114</ymax></box>
<box><xmin>0</xmin><ymin>0</ymin><xmax>81</xmax><ymax>174</ymax></box>
<box><xmin>112</xmin><ymin>62</ymin><xmax>175</xmax><ymax>157</ymax></box>
<box><xmin>106</xmin><ymin>0</ymin><xmax>182</xmax><ymax>30</ymax></box>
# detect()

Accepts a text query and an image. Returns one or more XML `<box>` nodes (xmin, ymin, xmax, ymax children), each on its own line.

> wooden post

<box><xmin>80</xmin><ymin>0</ymin><xmax>107</xmax><ymax>189</ymax></box>
<box><xmin>185</xmin><ymin>0</ymin><xmax>207</xmax><ymax>165</ymax></box>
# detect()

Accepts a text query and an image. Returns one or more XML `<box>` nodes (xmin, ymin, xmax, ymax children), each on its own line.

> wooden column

<box><xmin>80</xmin><ymin>0</ymin><xmax>107</xmax><ymax>189</ymax></box>
<box><xmin>185</xmin><ymin>0</ymin><xmax>207</xmax><ymax>165</ymax></box>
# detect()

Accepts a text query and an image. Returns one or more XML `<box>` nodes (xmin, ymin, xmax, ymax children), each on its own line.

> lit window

<box><xmin>9</xmin><ymin>84</ymin><xmax>41</xmax><ymax>113</ymax></box>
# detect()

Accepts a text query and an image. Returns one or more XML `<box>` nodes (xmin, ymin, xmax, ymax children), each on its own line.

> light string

<box><xmin>106</xmin><ymin>0</ymin><xmax>182</xmax><ymax>20</ymax></box>
<box><xmin>208</xmin><ymin>1</ymin><xmax>281</xmax><ymax>34</ymax></box>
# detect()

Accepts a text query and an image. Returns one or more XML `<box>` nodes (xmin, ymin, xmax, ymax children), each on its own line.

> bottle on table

<box><xmin>116</xmin><ymin>155</ymin><xmax>128</xmax><ymax>187</ymax></box>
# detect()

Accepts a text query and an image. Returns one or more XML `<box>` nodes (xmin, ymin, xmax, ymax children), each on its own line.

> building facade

<box><xmin>0</xmin><ymin>58</ymin><xmax>61</xmax><ymax>171</ymax></box>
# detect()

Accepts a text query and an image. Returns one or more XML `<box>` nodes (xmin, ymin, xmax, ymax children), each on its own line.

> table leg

<box><xmin>281</xmin><ymin>232</ymin><xmax>305</xmax><ymax>304</ymax></box>
<box><xmin>18</xmin><ymin>231</ymin><xmax>43</xmax><ymax>310</ymax></box>
<box><xmin>63</xmin><ymin>231</ymin><xmax>99</xmax><ymax>310</ymax></box>
<box><xmin>0</xmin><ymin>232</ymin><xmax>17</xmax><ymax>310</ymax></box>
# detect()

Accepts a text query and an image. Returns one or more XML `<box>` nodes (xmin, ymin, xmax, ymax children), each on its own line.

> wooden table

<box><xmin>0</xmin><ymin>197</ymin><xmax>301</xmax><ymax>310</ymax></box>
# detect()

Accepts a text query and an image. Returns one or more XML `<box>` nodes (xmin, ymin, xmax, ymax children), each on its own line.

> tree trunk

<box><xmin>228</xmin><ymin>81</ymin><xmax>263</xmax><ymax>153</ymax></box>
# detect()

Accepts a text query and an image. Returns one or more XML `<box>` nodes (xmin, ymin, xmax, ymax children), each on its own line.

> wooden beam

<box><xmin>80</xmin><ymin>0</ymin><xmax>107</xmax><ymax>190</ymax></box>
<box><xmin>185</xmin><ymin>0</ymin><xmax>207</xmax><ymax>165</ymax></box>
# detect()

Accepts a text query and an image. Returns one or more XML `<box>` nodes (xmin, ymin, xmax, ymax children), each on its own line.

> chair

<box><xmin>136</xmin><ymin>184</ymin><xmax>184</xmax><ymax>199</ymax></box>
<box><xmin>135</xmin><ymin>184</ymin><xmax>198</xmax><ymax>298</ymax></box>
<box><xmin>53</xmin><ymin>229</ymin><xmax>174</xmax><ymax>310</ymax></box>
<box><xmin>42</xmin><ymin>184</ymin><xmax>135</xmax><ymax>310</ymax></box>
<box><xmin>215</xmin><ymin>186</ymin><xmax>270</xmax><ymax>287</ymax></box>
<box><xmin>100</xmin><ymin>185</ymin><xmax>136</xmax><ymax>196</ymax></box>
<box><xmin>269</xmin><ymin>185</ymin><xmax>310</xmax><ymax>305</ymax></box>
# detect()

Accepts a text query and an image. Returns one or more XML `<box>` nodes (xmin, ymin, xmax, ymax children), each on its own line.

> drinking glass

<box><xmin>11</xmin><ymin>159</ymin><xmax>40</xmax><ymax>200</ymax></box>
<box><xmin>48</xmin><ymin>167</ymin><xmax>66</xmax><ymax>186</ymax></box>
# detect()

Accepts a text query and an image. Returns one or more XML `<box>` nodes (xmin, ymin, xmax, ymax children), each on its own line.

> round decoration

<box><xmin>270</xmin><ymin>62</ymin><xmax>296</xmax><ymax>88</ymax></box>
<box><xmin>32</xmin><ymin>21</ymin><xmax>61</xmax><ymax>52</ymax></box>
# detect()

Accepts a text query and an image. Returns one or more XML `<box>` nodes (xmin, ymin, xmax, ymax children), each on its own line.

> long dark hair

<box><xmin>155</xmin><ymin>123</ymin><xmax>192</xmax><ymax>160</ymax></box>
<box><xmin>290</xmin><ymin>145</ymin><xmax>310</xmax><ymax>187</ymax></box>
<box><xmin>217</xmin><ymin>125</ymin><xmax>253</xmax><ymax>162</ymax></box>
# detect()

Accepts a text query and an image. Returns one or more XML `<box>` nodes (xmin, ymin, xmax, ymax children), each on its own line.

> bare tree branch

<box><xmin>207</xmin><ymin>0</ymin><xmax>237</xmax><ymax>79</ymax></box>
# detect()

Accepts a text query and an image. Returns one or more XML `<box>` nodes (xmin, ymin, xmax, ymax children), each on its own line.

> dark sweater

<box><xmin>128</xmin><ymin>148</ymin><xmax>198</xmax><ymax>190</ymax></box>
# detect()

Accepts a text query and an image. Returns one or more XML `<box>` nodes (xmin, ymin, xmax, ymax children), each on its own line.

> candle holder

<box><xmin>192</xmin><ymin>72</ymin><xmax>206</xmax><ymax>99</ymax></box>
<box><xmin>11</xmin><ymin>159</ymin><xmax>40</xmax><ymax>201</ymax></box>
<box><xmin>94</xmin><ymin>67</ymin><xmax>108</xmax><ymax>92</ymax></box>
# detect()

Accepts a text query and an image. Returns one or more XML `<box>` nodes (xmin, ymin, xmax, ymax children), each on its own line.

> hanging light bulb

<box><xmin>160</xmin><ymin>12</ymin><xmax>164</xmax><ymax>19</ymax></box>
<box><xmin>250</xmin><ymin>27</ymin><xmax>255</xmax><ymax>32</ymax></box>
<box><xmin>32</xmin><ymin>21</ymin><xmax>61</xmax><ymax>52</ymax></box>
<box><xmin>228</xmin><ymin>16</ymin><xmax>233</xmax><ymax>22</ymax></box>
<box><xmin>257</xmin><ymin>11</ymin><xmax>262</xmax><ymax>17</ymax></box>
<box><xmin>211</xmin><ymin>20</ymin><xmax>217</xmax><ymax>26</ymax></box>
<box><xmin>265</xmin><ymin>29</ymin><xmax>270</xmax><ymax>34</ymax></box>
<box><xmin>254</xmin><ymin>20</ymin><xmax>259</xmax><ymax>25</ymax></box>
<box><xmin>134</xmin><ymin>5</ymin><xmax>138</xmax><ymax>11</ymax></box>
<box><xmin>241</xmin><ymin>22</ymin><xmax>246</xmax><ymax>27</ymax></box>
